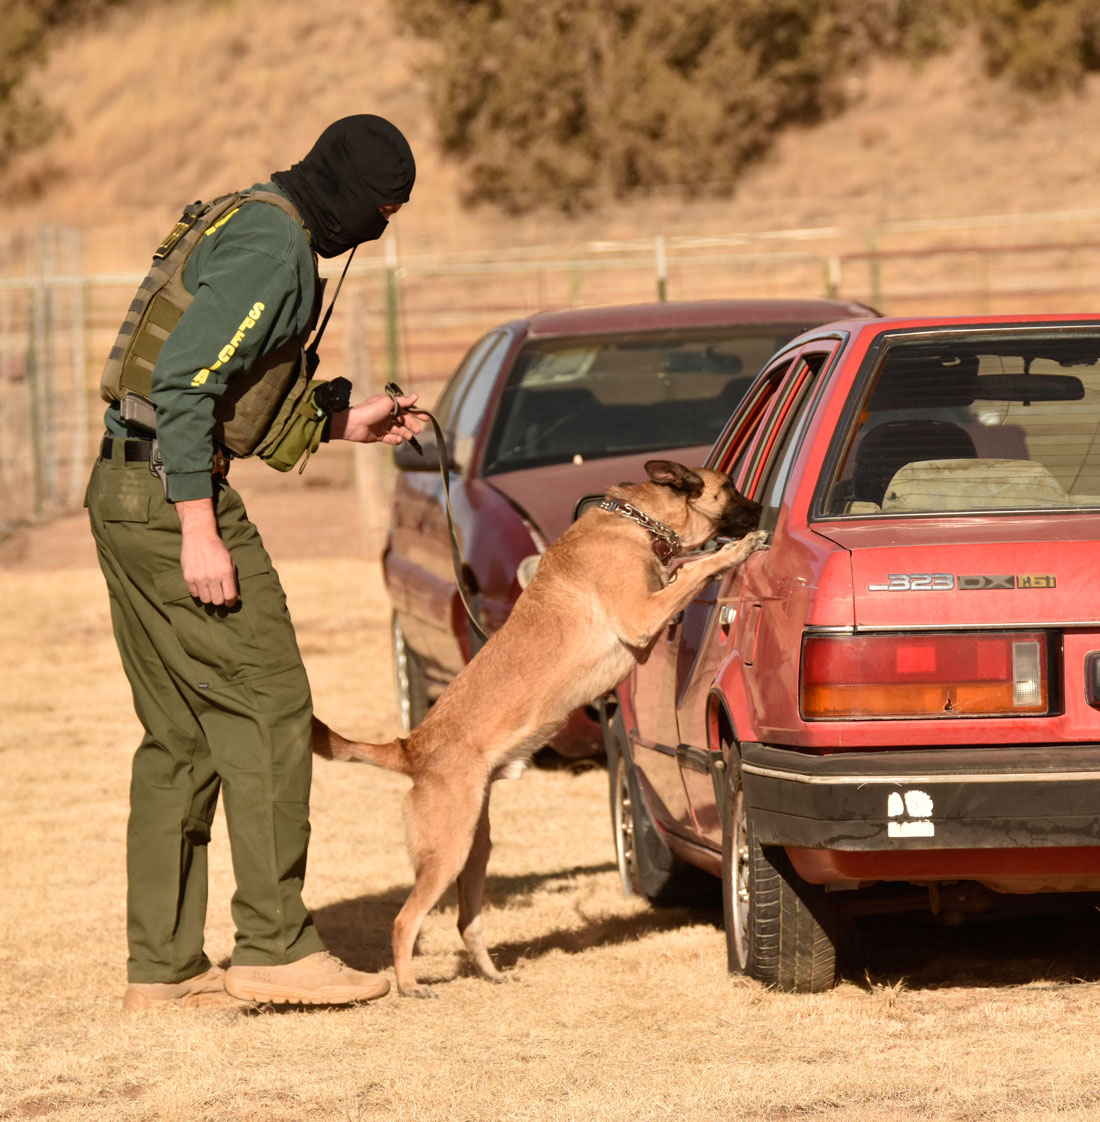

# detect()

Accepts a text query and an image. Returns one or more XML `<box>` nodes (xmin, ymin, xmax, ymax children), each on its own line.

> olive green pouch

<box><xmin>255</xmin><ymin>379</ymin><xmax>330</xmax><ymax>473</ymax></box>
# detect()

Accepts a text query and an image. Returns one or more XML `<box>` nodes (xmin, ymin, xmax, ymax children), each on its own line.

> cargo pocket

<box><xmin>153</xmin><ymin>553</ymin><xmax>301</xmax><ymax>685</ymax></box>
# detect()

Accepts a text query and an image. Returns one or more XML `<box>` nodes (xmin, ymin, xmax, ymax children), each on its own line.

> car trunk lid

<box><xmin>484</xmin><ymin>443</ymin><xmax>711</xmax><ymax>544</ymax></box>
<box><xmin>817</xmin><ymin>514</ymin><xmax>1100</xmax><ymax>630</ymax></box>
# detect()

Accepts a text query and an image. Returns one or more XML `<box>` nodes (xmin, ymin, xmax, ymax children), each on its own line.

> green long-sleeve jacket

<box><xmin>103</xmin><ymin>182</ymin><xmax>317</xmax><ymax>501</ymax></box>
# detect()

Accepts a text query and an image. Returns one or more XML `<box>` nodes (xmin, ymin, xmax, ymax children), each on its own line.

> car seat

<box><xmin>852</xmin><ymin>419</ymin><xmax>978</xmax><ymax>506</ymax></box>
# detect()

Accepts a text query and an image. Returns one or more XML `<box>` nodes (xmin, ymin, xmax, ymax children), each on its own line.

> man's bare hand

<box><xmin>328</xmin><ymin>391</ymin><xmax>424</xmax><ymax>445</ymax></box>
<box><xmin>176</xmin><ymin>498</ymin><xmax>238</xmax><ymax>606</ymax></box>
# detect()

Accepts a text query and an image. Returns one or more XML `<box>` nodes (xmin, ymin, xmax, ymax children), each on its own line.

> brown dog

<box><xmin>313</xmin><ymin>460</ymin><xmax>766</xmax><ymax>996</ymax></box>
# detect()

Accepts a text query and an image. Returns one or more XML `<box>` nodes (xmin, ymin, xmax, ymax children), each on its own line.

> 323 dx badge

<box><xmin>868</xmin><ymin>573</ymin><xmax>1057</xmax><ymax>592</ymax></box>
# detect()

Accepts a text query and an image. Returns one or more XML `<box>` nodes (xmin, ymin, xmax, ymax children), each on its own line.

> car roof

<box><xmin>812</xmin><ymin>312</ymin><xmax>1100</xmax><ymax>337</ymax></box>
<box><xmin>516</xmin><ymin>298</ymin><xmax>878</xmax><ymax>339</ymax></box>
<box><xmin>773</xmin><ymin>312</ymin><xmax>1100</xmax><ymax>356</ymax></box>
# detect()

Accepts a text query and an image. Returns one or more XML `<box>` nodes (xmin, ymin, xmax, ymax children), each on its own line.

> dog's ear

<box><xmin>645</xmin><ymin>460</ymin><xmax>704</xmax><ymax>496</ymax></box>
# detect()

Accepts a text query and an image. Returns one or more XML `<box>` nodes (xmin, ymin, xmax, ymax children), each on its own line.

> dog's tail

<box><xmin>311</xmin><ymin>716</ymin><xmax>412</xmax><ymax>776</ymax></box>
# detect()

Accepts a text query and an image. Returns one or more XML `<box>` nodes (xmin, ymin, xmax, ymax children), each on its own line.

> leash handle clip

<box><xmin>384</xmin><ymin>380</ymin><xmax>422</xmax><ymax>455</ymax></box>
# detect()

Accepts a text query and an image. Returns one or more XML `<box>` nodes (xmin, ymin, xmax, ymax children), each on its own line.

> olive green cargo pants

<box><xmin>86</xmin><ymin>439</ymin><xmax>325</xmax><ymax>983</ymax></box>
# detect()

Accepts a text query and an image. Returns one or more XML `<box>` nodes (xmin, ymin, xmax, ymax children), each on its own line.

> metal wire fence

<box><xmin>4</xmin><ymin>207</ymin><xmax>1100</xmax><ymax>529</ymax></box>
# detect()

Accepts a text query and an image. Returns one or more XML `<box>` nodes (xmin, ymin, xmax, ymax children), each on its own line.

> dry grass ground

<box><xmin>4</xmin><ymin>469</ymin><xmax>1100</xmax><ymax>1121</ymax></box>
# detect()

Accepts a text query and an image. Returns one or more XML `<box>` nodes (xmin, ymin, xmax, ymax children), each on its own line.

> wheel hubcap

<box><xmin>613</xmin><ymin>756</ymin><xmax>636</xmax><ymax>896</ymax></box>
<box><xmin>730</xmin><ymin>788</ymin><xmax>750</xmax><ymax>968</ymax></box>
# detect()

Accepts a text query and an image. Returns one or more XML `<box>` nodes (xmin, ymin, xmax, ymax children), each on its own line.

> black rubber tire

<box><xmin>722</xmin><ymin>760</ymin><xmax>838</xmax><ymax>992</ymax></box>
<box><xmin>604</xmin><ymin>706</ymin><xmax>715</xmax><ymax>906</ymax></box>
<box><xmin>391</xmin><ymin>613</ymin><xmax>431</xmax><ymax>734</ymax></box>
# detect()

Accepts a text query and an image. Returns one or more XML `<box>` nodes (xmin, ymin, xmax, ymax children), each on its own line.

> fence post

<box><xmin>346</xmin><ymin>284</ymin><xmax>388</xmax><ymax>557</ymax></box>
<box><xmin>824</xmin><ymin>255</ymin><xmax>841</xmax><ymax>299</ymax></box>
<box><xmin>0</xmin><ymin>233</ymin><xmax>15</xmax><ymax>501</ymax></box>
<box><xmin>67</xmin><ymin>227</ymin><xmax>88</xmax><ymax>504</ymax></box>
<box><xmin>27</xmin><ymin>225</ymin><xmax>55</xmax><ymax>516</ymax></box>
<box><xmin>569</xmin><ymin>261</ymin><xmax>582</xmax><ymax>306</ymax></box>
<box><xmin>865</xmin><ymin>229</ymin><xmax>883</xmax><ymax>311</ymax></box>
<box><xmin>655</xmin><ymin>234</ymin><xmax>668</xmax><ymax>302</ymax></box>
<box><xmin>384</xmin><ymin>238</ymin><xmax>402</xmax><ymax>383</ymax></box>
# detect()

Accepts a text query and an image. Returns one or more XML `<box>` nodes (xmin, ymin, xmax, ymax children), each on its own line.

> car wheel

<box><xmin>391</xmin><ymin>614</ymin><xmax>431</xmax><ymax>734</ymax></box>
<box><xmin>722</xmin><ymin>759</ymin><xmax>838</xmax><ymax>992</ymax></box>
<box><xmin>610</xmin><ymin>745</ymin><xmax>640</xmax><ymax>898</ymax></box>
<box><xmin>604</xmin><ymin>705</ymin><xmax>714</xmax><ymax>906</ymax></box>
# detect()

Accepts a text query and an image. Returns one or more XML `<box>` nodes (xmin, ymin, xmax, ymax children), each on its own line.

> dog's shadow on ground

<box><xmin>309</xmin><ymin>862</ymin><xmax>707</xmax><ymax>981</ymax></box>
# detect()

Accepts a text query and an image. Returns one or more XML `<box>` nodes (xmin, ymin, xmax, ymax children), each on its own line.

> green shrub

<box><xmin>392</xmin><ymin>0</ymin><xmax>1100</xmax><ymax>211</ymax></box>
<box><xmin>975</xmin><ymin>0</ymin><xmax>1100</xmax><ymax>96</ymax></box>
<box><xmin>0</xmin><ymin>0</ymin><xmax>127</xmax><ymax>172</ymax></box>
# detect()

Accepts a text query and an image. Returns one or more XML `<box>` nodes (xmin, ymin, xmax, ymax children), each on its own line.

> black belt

<box><xmin>99</xmin><ymin>436</ymin><xmax>230</xmax><ymax>478</ymax></box>
<box><xmin>100</xmin><ymin>436</ymin><xmax>153</xmax><ymax>462</ymax></box>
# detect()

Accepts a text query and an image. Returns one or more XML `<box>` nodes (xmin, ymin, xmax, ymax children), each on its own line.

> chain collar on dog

<box><xmin>597</xmin><ymin>498</ymin><xmax>682</xmax><ymax>564</ymax></box>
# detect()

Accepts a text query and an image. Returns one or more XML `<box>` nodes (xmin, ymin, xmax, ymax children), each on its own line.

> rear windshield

<box><xmin>823</xmin><ymin>329</ymin><xmax>1100</xmax><ymax>517</ymax></box>
<box><xmin>481</xmin><ymin>327</ymin><xmax>805</xmax><ymax>473</ymax></box>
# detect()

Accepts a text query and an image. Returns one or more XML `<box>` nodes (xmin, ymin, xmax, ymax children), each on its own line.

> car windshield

<box><xmin>823</xmin><ymin>328</ymin><xmax>1100</xmax><ymax>516</ymax></box>
<box><xmin>482</xmin><ymin>328</ymin><xmax>801</xmax><ymax>473</ymax></box>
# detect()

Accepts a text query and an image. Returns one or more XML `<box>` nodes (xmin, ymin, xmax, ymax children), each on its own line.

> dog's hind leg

<box><xmin>392</xmin><ymin>773</ymin><xmax>486</xmax><ymax>998</ymax></box>
<box><xmin>456</xmin><ymin>789</ymin><xmax>507</xmax><ymax>984</ymax></box>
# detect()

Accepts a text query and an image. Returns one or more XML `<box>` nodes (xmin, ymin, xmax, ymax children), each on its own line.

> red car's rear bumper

<box><xmin>741</xmin><ymin>741</ymin><xmax>1100</xmax><ymax>892</ymax></box>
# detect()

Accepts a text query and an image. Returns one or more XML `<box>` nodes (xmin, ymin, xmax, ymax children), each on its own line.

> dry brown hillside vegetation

<box><xmin>4</xmin><ymin>0</ymin><xmax>1100</xmax><ymax>262</ymax></box>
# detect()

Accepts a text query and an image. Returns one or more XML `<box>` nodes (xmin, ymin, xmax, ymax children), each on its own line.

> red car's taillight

<box><xmin>800</xmin><ymin>632</ymin><xmax>1051</xmax><ymax>720</ymax></box>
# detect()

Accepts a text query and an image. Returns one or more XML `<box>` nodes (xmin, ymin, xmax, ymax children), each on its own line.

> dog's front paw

<box><xmin>712</xmin><ymin>530</ymin><xmax>768</xmax><ymax>570</ymax></box>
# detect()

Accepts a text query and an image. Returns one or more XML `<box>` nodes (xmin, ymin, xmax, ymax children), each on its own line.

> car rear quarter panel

<box><xmin>709</xmin><ymin>518</ymin><xmax>854</xmax><ymax>749</ymax></box>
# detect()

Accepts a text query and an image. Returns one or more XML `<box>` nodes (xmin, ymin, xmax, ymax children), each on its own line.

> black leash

<box><xmin>306</xmin><ymin>262</ymin><xmax>488</xmax><ymax>645</ymax></box>
<box><xmin>304</xmin><ymin>247</ymin><xmax>356</xmax><ymax>376</ymax></box>
<box><xmin>384</xmin><ymin>381</ymin><xmax>489</xmax><ymax>644</ymax></box>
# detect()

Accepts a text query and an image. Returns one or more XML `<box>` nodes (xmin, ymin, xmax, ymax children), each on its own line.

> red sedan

<box><xmin>383</xmin><ymin>298</ymin><xmax>874</xmax><ymax>756</ymax></box>
<box><xmin>608</xmin><ymin>313</ymin><xmax>1100</xmax><ymax>989</ymax></box>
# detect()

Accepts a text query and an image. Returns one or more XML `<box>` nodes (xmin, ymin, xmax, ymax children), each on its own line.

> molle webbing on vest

<box><xmin>99</xmin><ymin>189</ymin><xmax>319</xmax><ymax>458</ymax></box>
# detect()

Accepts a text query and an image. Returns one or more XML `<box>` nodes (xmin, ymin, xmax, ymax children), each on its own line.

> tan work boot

<box><xmin>224</xmin><ymin>951</ymin><xmax>390</xmax><ymax>1005</ymax></box>
<box><xmin>122</xmin><ymin>965</ymin><xmax>242</xmax><ymax>1011</ymax></box>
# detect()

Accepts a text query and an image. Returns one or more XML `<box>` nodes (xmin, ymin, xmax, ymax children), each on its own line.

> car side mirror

<box><xmin>572</xmin><ymin>493</ymin><xmax>605</xmax><ymax>521</ymax></box>
<box><xmin>393</xmin><ymin>426</ymin><xmax>454</xmax><ymax>472</ymax></box>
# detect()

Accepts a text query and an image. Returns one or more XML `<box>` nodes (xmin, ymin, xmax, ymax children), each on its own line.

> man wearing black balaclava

<box><xmin>87</xmin><ymin>115</ymin><xmax>421</xmax><ymax>1011</ymax></box>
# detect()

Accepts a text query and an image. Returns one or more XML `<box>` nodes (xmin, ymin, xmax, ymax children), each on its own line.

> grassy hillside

<box><xmin>4</xmin><ymin>0</ymin><xmax>1100</xmax><ymax>262</ymax></box>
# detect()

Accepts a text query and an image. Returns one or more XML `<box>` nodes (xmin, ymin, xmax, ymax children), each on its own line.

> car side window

<box><xmin>753</xmin><ymin>348</ymin><xmax>837</xmax><ymax>529</ymax></box>
<box><xmin>714</xmin><ymin>357</ymin><xmax>797</xmax><ymax>490</ymax></box>
<box><xmin>433</xmin><ymin>331</ymin><xmax>507</xmax><ymax>430</ymax></box>
<box><xmin>450</xmin><ymin>332</ymin><xmax>513</xmax><ymax>471</ymax></box>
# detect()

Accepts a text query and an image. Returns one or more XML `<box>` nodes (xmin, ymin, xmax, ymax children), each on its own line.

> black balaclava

<box><xmin>272</xmin><ymin>115</ymin><xmax>416</xmax><ymax>258</ymax></box>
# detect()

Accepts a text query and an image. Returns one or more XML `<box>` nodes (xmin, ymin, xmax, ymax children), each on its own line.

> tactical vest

<box><xmin>99</xmin><ymin>189</ymin><xmax>321</xmax><ymax>457</ymax></box>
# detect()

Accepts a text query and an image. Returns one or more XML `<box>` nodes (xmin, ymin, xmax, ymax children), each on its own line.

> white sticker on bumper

<box><xmin>887</xmin><ymin>788</ymin><xmax>935</xmax><ymax>837</ymax></box>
